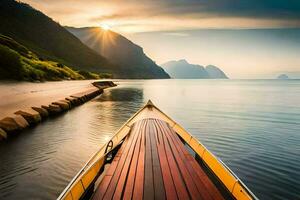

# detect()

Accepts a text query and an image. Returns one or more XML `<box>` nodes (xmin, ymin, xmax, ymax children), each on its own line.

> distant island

<box><xmin>161</xmin><ymin>59</ymin><xmax>228</xmax><ymax>79</ymax></box>
<box><xmin>277</xmin><ymin>74</ymin><xmax>289</xmax><ymax>79</ymax></box>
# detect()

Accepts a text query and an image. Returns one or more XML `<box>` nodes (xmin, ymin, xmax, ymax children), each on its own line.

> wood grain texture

<box><xmin>93</xmin><ymin>119</ymin><xmax>225</xmax><ymax>200</ymax></box>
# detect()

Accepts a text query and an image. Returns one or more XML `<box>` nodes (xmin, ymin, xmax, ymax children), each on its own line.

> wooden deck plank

<box><xmin>160</xmin><ymin>120</ymin><xmax>213</xmax><ymax>200</ymax></box>
<box><xmin>158</xmin><ymin>120</ymin><xmax>202</xmax><ymax>199</ymax></box>
<box><xmin>132</xmin><ymin>121</ymin><xmax>146</xmax><ymax>199</ymax></box>
<box><xmin>93</xmin><ymin>121</ymin><xmax>141</xmax><ymax>200</ymax></box>
<box><xmin>103</xmin><ymin>121</ymin><xmax>141</xmax><ymax>200</ymax></box>
<box><xmin>122</xmin><ymin>121</ymin><xmax>144</xmax><ymax>200</ymax></box>
<box><xmin>92</xmin><ymin>137</ymin><xmax>129</xmax><ymax>200</ymax></box>
<box><xmin>143</xmin><ymin>120</ymin><xmax>155</xmax><ymax>200</ymax></box>
<box><xmin>153</xmin><ymin>120</ymin><xmax>178</xmax><ymax>200</ymax></box>
<box><xmin>93</xmin><ymin>118</ymin><xmax>226</xmax><ymax>200</ymax></box>
<box><xmin>165</xmin><ymin>123</ymin><xmax>225</xmax><ymax>200</ymax></box>
<box><xmin>112</xmin><ymin>121</ymin><xmax>144</xmax><ymax>200</ymax></box>
<box><xmin>156</xmin><ymin>120</ymin><xmax>190</xmax><ymax>199</ymax></box>
<box><xmin>149</xmin><ymin>120</ymin><xmax>165</xmax><ymax>199</ymax></box>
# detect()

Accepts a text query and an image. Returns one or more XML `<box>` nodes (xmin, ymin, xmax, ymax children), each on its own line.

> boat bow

<box><xmin>58</xmin><ymin>100</ymin><xmax>257</xmax><ymax>200</ymax></box>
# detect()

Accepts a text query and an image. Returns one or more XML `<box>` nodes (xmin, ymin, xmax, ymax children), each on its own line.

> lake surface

<box><xmin>0</xmin><ymin>79</ymin><xmax>299</xmax><ymax>200</ymax></box>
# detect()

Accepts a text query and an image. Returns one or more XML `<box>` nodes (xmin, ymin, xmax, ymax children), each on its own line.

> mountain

<box><xmin>205</xmin><ymin>65</ymin><xmax>228</xmax><ymax>79</ymax></box>
<box><xmin>277</xmin><ymin>74</ymin><xmax>289</xmax><ymax>79</ymax></box>
<box><xmin>66</xmin><ymin>27</ymin><xmax>170</xmax><ymax>79</ymax></box>
<box><xmin>0</xmin><ymin>0</ymin><xmax>116</xmax><ymax>75</ymax></box>
<box><xmin>160</xmin><ymin>59</ymin><xmax>209</xmax><ymax>79</ymax></box>
<box><xmin>0</xmin><ymin>34</ymin><xmax>103</xmax><ymax>81</ymax></box>
<box><xmin>161</xmin><ymin>59</ymin><xmax>228</xmax><ymax>79</ymax></box>
<box><xmin>0</xmin><ymin>0</ymin><xmax>168</xmax><ymax>79</ymax></box>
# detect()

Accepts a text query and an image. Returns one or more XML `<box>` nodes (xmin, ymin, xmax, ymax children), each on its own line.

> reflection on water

<box><xmin>0</xmin><ymin>79</ymin><xmax>299</xmax><ymax>200</ymax></box>
<box><xmin>100</xmin><ymin>87</ymin><xmax>144</xmax><ymax>102</ymax></box>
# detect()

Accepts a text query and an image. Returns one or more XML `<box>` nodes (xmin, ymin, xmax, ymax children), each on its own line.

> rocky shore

<box><xmin>0</xmin><ymin>81</ymin><xmax>116</xmax><ymax>140</ymax></box>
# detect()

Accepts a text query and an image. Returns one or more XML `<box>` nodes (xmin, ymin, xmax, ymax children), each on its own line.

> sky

<box><xmin>21</xmin><ymin>0</ymin><xmax>300</xmax><ymax>78</ymax></box>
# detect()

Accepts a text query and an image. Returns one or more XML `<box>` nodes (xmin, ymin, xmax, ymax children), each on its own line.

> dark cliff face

<box><xmin>161</xmin><ymin>59</ymin><xmax>228</xmax><ymax>79</ymax></box>
<box><xmin>66</xmin><ymin>27</ymin><xmax>170</xmax><ymax>79</ymax></box>
<box><xmin>0</xmin><ymin>0</ymin><xmax>115</xmax><ymax>74</ymax></box>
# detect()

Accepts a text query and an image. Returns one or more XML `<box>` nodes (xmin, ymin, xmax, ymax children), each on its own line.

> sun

<box><xmin>101</xmin><ymin>24</ymin><xmax>111</xmax><ymax>31</ymax></box>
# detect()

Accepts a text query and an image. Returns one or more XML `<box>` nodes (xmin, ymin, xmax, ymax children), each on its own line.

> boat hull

<box><xmin>58</xmin><ymin>100</ymin><xmax>257</xmax><ymax>200</ymax></box>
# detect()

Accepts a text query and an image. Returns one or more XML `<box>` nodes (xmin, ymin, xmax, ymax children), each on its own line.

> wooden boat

<box><xmin>58</xmin><ymin>100</ymin><xmax>257</xmax><ymax>200</ymax></box>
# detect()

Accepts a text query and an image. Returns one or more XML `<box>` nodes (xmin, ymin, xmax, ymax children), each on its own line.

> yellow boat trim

<box><xmin>58</xmin><ymin>100</ymin><xmax>257</xmax><ymax>200</ymax></box>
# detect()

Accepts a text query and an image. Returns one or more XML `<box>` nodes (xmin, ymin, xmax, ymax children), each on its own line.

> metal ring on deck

<box><xmin>104</xmin><ymin>140</ymin><xmax>113</xmax><ymax>154</ymax></box>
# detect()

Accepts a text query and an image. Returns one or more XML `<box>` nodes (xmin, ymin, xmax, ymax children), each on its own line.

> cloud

<box><xmin>162</xmin><ymin>32</ymin><xmax>190</xmax><ymax>37</ymax></box>
<box><xmin>88</xmin><ymin>0</ymin><xmax>300</xmax><ymax>20</ymax></box>
<box><xmin>21</xmin><ymin>0</ymin><xmax>300</xmax><ymax>32</ymax></box>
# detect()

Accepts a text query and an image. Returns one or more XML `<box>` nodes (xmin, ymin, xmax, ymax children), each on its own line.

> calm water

<box><xmin>0</xmin><ymin>80</ymin><xmax>299</xmax><ymax>200</ymax></box>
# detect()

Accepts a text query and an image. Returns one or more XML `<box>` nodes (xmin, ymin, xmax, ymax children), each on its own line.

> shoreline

<box><xmin>0</xmin><ymin>81</ymin><xmax>116</xmax><ymax>140</ymax></box>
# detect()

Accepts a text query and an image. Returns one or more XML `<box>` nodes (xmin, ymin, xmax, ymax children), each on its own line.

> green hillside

<box><xmin>0</xmin><ymin>34</ymin><xmax>104</xmax><ymax>81</ymax></box>
<box><xmin>0</xmin><ymin>0</ymin><xmax>114</xmax><ymax>74</ymax></box>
